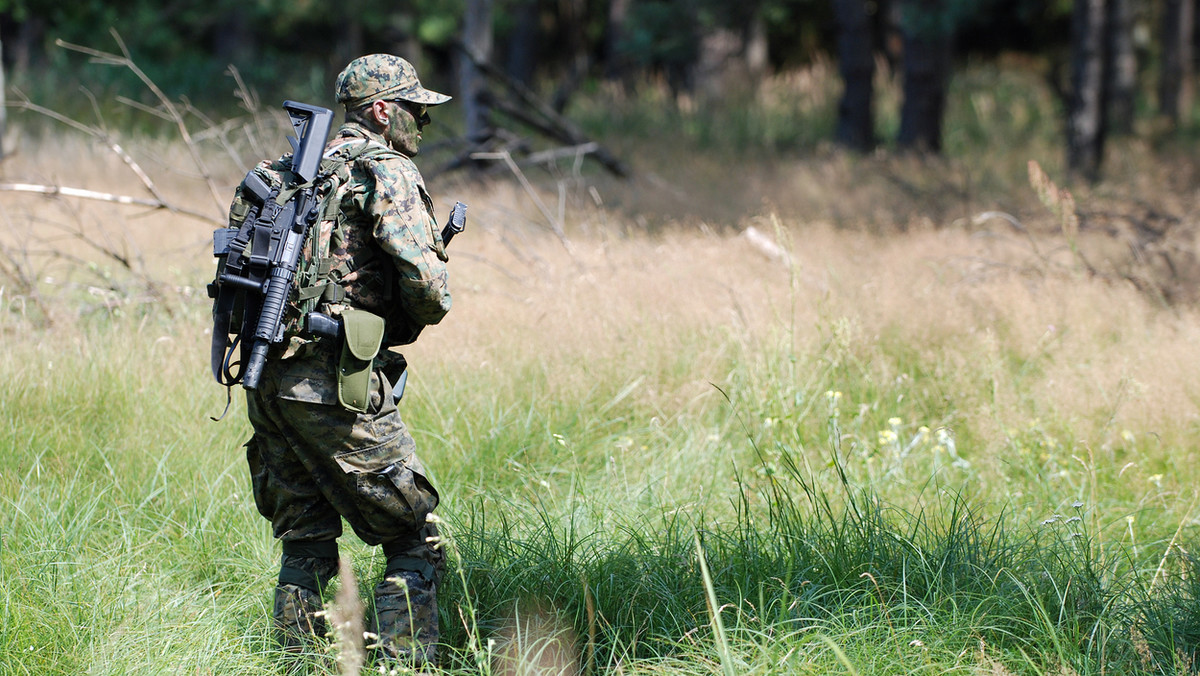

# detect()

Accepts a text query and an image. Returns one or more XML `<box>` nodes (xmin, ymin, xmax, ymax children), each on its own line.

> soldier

<box><xmin>239</xmin><ymin>54</ymin><xmax>453</xmax><ymax>669</ymax></box>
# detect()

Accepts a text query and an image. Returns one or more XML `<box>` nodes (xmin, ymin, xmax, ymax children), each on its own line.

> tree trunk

<box><xmin>212</xmin><ymin>10</ymin><xmax>254</xmax><ymax>67</ymax></box>
<box><xmin>881</xmin><ymin>0</ymin><xmax>905</xmax><ymax>77</ymax></box>
<box><xmin>604</xmin><ymin>0</ymin><xmax>633</xmax><ymax>83</ymax></box>
<box><xmin>551</xmin><ymin>0</ymin><xmax>590</xmax><ymax>113</ymax></box>
<box><xmin>1160</xmin><ymin>0</ymin><xmax>1194</xmax><ymax>125</ymax></box>
<box><xmin>692</xmin><ymin>2</ymin><xmax>768</xmax><ymax>99</ymax></box>
<box><xmin>897</xmin><ymin>0</ymin><xmax>951</xmax><ymax>153</ymax></box>
<box><xmin>376</xmin><ymin>8</ymin><xmax>420</xmax><ymax>67</ymax></box>
<box><xmin>505</xmin><ymin>0</ymin><xmax>539</xmax><ymax>86</ymax></box>
<box><xmin>693</xmin><ymin>27</ymin><xmax>742</xmax><ymax>98</ymax></box>
<box><xmin>1</xmin><ymin>30</ymin><xmax>6</xmax><ymax>160</ymax></box>
<box><xmin>1106</xmin><ymin>0</ymin><xmax>1136</xmax><ymax>135</ymax></box>
<box><xmin>458</xmin><ymin>0</ymin><xmax>494</xmax><ymax>143</ymax></box>
<box><xmin>1067</xmin><ymin>0</ymin><xmax>1110</xmax><ymax>181</ymax></box>
<box><xmin>10</xmin><ymin>16</ymin><xmax>42</xmax><ymax>74</ymax></box>
<box><xmin>744</xmin><ymin>7</ymin><xmax>769</xmax><ymax>81</ymax></box>
<box><xmin>833</xmin><ymin>0</ymin><xmax>876</xmax><ymax>152</ymax></box>
<box><xmin>329</xmin><ymin>0</ymin><xmax>367</xmax><ymax>77</ymax></box>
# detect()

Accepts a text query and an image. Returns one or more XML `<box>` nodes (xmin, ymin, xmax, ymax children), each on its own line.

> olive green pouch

<box><xmin>337</xmin><ymin>309</ymin><xmax>386</xmax><ymax>413</ymax></box>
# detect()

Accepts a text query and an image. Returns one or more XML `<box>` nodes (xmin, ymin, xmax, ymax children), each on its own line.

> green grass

<box><xmin>6</xmin><ymin>57</ymin><xmax>1200</xmax><ymax>675</ymax></box>
<box><xmin>1</xmin><ymin>296</ymin><xmax>1198</xmax><ymax>675</ymax></box>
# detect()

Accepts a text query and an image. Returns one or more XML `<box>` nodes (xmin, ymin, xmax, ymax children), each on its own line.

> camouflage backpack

<box><xmin>207</xmin><ymin>101</ymin><xmax>399</xmax><ymax>391</ymax></box>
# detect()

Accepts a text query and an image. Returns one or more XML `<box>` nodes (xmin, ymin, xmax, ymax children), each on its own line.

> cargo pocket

<box><xmin>244</xmin><ymin>437</ymin><xmax>274</xmax><ymax>520</ymax></box>
<box><xmin>276</xmin><ymin>352</ymin><xmax>340</xmax><ymax>406</ymax></box>
<box><xmin>333</xmin><ymin>440</ymin><xmax>439</xmax><ymax>537</ymax></box>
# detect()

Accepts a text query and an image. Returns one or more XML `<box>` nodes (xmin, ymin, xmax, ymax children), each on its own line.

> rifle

<box><xmin>209</xmin><ymin>100</ymin><xmax>333</xmax><ymax>391</ymax></box>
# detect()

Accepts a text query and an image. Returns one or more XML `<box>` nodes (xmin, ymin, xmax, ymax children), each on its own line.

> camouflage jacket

<box><xmin>240</xmin><ymin>122</ymin><xmax>451</xmax><ymax>355</ymax></box>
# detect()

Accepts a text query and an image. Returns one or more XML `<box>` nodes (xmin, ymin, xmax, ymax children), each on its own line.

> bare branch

<box><xmin>114</xmin><ymin>95</ymin><xmax>174</xmax><ymax>121</ymax></box>
<box><xmin>0</xmin><ymin>183</ymin><xmax>223</xmax><ymax>225</ymax></box>
<box><xmin>10</xmin><ymin>88</ymin><xmax>174</xmax><ymax>208</ymax></box>
<box><xmin>178</xmin><ymin>100</ymin><xmax>249</xmax><ymax>169</ymax></box>
<box><xmin>472</xmin><ymin>150</ymin><xmax>578</xmax><ymax>261</ymax></box>
<box><xmin>8</xmin><ymin>89</ymin><xmax>97</xmax><ymax>136</ymax></box>
<box><xmin>56</xmin><ymin>31</ymin><xmax>227</xmax><ymax>211</ymax></box>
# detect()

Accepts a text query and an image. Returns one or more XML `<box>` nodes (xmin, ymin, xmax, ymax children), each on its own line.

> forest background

<box><xmin>7</xmin><ymin>0</ymin><xmax>1200</xmax><ymax>675</ymax></box>
<box><xmin>0</xmin><ymin>0</ymin><xmax>1167</xmax><ymax>176</ymax></box>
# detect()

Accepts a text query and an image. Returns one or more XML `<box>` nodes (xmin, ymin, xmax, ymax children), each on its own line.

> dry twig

<box><xmin>472</xmin><ymin>149</ymin><xmax>580</xmax><ymax>262</ymax></box>
<box><xmin>0</xmin><ymin>182</ymin><xmax>221</xmax><ymax>225</ymax></box>
<box><xmin>55</xmin><ymin>30</ymin><xmax>227</xmax><ymax>212</ymax></box>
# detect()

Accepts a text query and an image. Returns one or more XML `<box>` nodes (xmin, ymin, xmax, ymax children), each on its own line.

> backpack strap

<box><xmin>292</xmin><ymin>139</ymin><xmax>399</xmax><ymax>317</ymax></box>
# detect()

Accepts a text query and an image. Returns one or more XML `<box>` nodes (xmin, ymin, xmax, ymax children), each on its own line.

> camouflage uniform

<box><xmin>240</xmin><ymin>54</ymin><xmax>452</xmax><ymax>668</ymax></box>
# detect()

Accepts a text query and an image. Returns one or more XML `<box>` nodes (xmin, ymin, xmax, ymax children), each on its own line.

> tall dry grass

<box><xmin>5</xmin><ymin>115</ymin><xmax>1200</xmax><ymax>500</ymax></box>
<box><xmin>6</xmin><ymin>59</ymin><xmax>1200</xmax><ymax>672</ymax></box>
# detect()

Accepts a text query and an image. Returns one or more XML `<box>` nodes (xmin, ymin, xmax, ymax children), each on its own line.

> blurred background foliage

<box><xmin>0</xmin><ymin>0</ymin><xmax>1077</xmax><ymax>117</ymax></box>
<box><xmin>0</xmin><ymin>0</ymin><xmax>1196</xmax><ymax>195</ymax></box>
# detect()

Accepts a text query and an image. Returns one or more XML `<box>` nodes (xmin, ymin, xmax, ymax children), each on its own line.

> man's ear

<box><xmin>369</xmin><ymin>99</ymin><xmax>390</xmax><ymax>126</ymax></box>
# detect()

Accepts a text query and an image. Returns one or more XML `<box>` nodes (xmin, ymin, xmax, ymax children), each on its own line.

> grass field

<box><xmin>4</xmin><ymin>62</ymin><xmax>1200</xmax><ymax>675</ymax></box>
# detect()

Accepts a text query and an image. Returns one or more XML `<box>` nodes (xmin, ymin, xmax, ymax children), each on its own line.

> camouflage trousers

<box><xmin>244</xmin><ymin>342</ymin><xmax>443</xmax><ymax>665</ymax></box>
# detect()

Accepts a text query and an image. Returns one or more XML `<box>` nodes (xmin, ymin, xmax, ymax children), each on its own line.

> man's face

<box><xmin>383</xmin><ymin>100</ymin><xmax>429</xmax><ymax>156</ymax></box>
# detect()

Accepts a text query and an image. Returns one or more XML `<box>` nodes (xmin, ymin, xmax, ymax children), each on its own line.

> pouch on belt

<box><xmin>337</xmin><ymin>309</ymin><xmax>385</xmax><ymax>413</ymax></box>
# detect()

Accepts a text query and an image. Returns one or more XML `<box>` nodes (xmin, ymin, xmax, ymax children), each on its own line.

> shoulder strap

<box><xmin>291</xmin><ymin>139</ymin><xmax>399</xmax><ymax>313</ymax></box>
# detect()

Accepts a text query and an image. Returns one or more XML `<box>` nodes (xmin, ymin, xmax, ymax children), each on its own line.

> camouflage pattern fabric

<box><xmin>237</xmin><ymin>122</ymin><xmax>451</xmax><ymax>353</ymax></box>
<box><xmin>274</xmin><ymin>583</ymin><xmax>327</xmax><ymax>651</ymax></box>
<box><xmin>325</xmin><ymin>125</ymin><xmax>451</xmax><ymax>334</ymax></box>
<box><xmin>335</xmin><ymin>54</ymin><xmax>451</xmax><ymax>109</ymax></box>
<box><xmin>246</xmin><ymin>343</ymin><xmax>445</xmax><ymax>663</ymax></box>
<box><xmin>242</xmin><ymin>125</ymin><xmax>450</xmax><ymax>654</ymax></box>
<box><xmin>244</xmin><ymin>342</ymin><xmax>441</xmax><ymax>548</ymax></box>
<box><xmin>239</xmin><ymin>54</ymin><xmax>451</xmax><ymax>668</ymax></box>
<box><xmin>371</xmin><ymin>570</ymin><xmax>440</xmax><ymax>665</ymax></box>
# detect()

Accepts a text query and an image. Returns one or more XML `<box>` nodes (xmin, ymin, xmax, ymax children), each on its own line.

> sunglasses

<box><xmin>389</xmin><ymin>100</ymin><xmax>430</xmax><ymax>127</ymax></box>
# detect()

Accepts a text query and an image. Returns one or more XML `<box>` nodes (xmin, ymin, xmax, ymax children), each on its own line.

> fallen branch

<box><xmin>526</xmin><ymin>142</ymin><xmax>599</xmax><ymax>166</ymax></box>
<box><xmin>740</xmin><ymin>226</ymin><xmax>791</xmax><ymax>266</ymax></box>
<box><xmin>0</xmin><ymin>182</ymin><xmax>223</xmax><ymax>225</ymax></box>
<box><xmin>456</xmin><ymin>40</ymin><xmax>631</xmax><ymax>178</ymax></box>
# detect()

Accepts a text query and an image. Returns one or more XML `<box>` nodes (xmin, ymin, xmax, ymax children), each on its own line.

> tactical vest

<box><xmin>221</xmin><ymin>137</ymin><xmax>406</xmax><ymax>343</ymax></box>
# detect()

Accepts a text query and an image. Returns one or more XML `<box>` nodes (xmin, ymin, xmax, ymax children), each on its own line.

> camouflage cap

<box><xmin>335</xmin><ymin>54</ymin><xmax>451</xmax><ymax>109</ymax></box>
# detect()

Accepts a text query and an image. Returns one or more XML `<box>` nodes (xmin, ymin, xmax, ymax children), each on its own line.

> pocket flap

<box><xmin>333</xmin><ymin>436</ymin><xmax>416</xmax><ymax>474</ymax></box>
<box><xmin>341</xmin><ymin>309</ymin><xmax>385</xmax><ymax>361</ymax></box>
<box><xmin>279</xmin><ymin>374</ymin><xmax>339</xmax><ymax>405</ymax></box>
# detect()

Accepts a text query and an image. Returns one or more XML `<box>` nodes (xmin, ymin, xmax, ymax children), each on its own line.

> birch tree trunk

<box><xmin>833</xmin><ymin>0</ymin><xmax>875</xmax><ymax>151</ymax></box>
